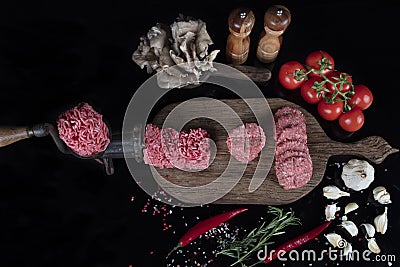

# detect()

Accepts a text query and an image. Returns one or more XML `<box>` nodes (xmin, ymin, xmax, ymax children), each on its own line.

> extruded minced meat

<box><xmin>274</xmin><ymin>106</ymin><xmax>312</xmax><ymax>189</ymax></box>
<box><xmin>143</xmin><ymin>124</ymin><xmax>175</xmax><ymax>169</ymax></box>
<box><xmin>57</xmin><ymin>102</ymin><xmax>110</xmax><ymax>157</ymax></box>
<box><xmin>178</xmin><ymin>128</ymin><xmax>211</xmax><ymax>170</ymax></box>
<box><xmin>143</xmin><ymin>124</ymin><xmax>210</xmax><ymax>170</ymax></box>
<box><xmin>178</xmin><ymin>128</ymin><xmax>209</xmax><ymax>160</ymax></box>
<box><xmin>226</xmin><ymin>123</ymin><xmax>266</xmax><ymax>163</ymax></box>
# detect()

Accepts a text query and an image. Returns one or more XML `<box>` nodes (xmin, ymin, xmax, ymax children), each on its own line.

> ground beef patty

<box><xmin>274</xmin><ymin>106</ymin><xmax>312</xmax><ymax>189</ymax></box>
<box><xmin>276</xmin><ymin>126</ymin><xmax>307</xmax><ymax>146</ymax></box>
<box><xmin>275</xmin><ymin>156</ymin><xmax>312</xmax><ymax>189</ymax></box>
<box><xmin>274</xmin><ymin>106</ymin><xmax>305</xmax><ymax>121</ymax></box>
<box><xmin>275</xmin><ymin>140</ymin><xmax>308</xmax><ymax>157</ymax></box>
<box><xmin>275</xmin><ymin>149</ymin><xmax>311</xmax><ymax>165</ymax></box>
<box><xmin>226</xmin><ymin>123</ymin><xmax>266</xmax><ymax>163</ymax></box>
<box><xmin>275</xmin><ymin>113</ymin><xmax>306</xmax><ymax>134</ymax></box>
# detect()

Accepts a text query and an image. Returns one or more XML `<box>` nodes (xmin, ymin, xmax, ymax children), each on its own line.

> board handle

<box><xmin>331</xmin><ymin>136</ymin><xmax>399</xmax><ymax>164</ymax></box>
<box><xmin>0</xmin><ymin>126</ymin><xmax>34</xmax><ymax>147</ymax></box>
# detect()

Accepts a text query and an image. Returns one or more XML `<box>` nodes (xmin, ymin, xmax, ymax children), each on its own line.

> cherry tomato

<box><xmin>300</xmin><ymin>77</ymin><xmax>326</xmax><ymax>104</ymax></box>
<box><xmin>317</xmin><ymin>100</ymin><xmax>344</xmax><ymax>121</ymax></box>
<box><xmin>338</xmin><ymin>108</ymin><xmax>365</xmax><ymax>132</ymax></box>
<box><xmin>305</xmin><ymin>50</ymin><xmax>335</xmax><ymax>78</ymax></box>
<box><xmin>278</xmin><ymin>61</ymin><xmax>307</xmax><ymax>90</ymax></box>
<box><xmin>348</xmin><ymin>84</ymin><xmax>373</xmax><ymax>110</ymax></box>
<box><xmin>326</xmin><ymin>71</ymin><xmax>353</xmax><ymax>93</ymax></box>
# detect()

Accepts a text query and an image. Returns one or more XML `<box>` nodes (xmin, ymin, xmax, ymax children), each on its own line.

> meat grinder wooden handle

<box><xmin>0</xmin><ymin>126</ymin><xmax>33</xmax><ymax>147</ymax></box>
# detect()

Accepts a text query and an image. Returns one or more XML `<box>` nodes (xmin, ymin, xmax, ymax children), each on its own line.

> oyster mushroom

<box><xmin>132</xmin><ymin>23</ymin><xmax>174</xmax><ymax>74</ymax></box>
<box><xmin>373</xmin><ymin>186</ymin><xmax>392</xmax><ymax>204</ymax></box>
<box><xmin>132</xmin><ymin>14</ymin><xmax>220</xmax><ymax>89</ymax></box>
<box><xmin>323</xmin><ymin>185</ymin><xmax>350</xmax><ymax>200</ymax></box>
<box><xmin>341</xmin><ymin>159</ymin><xmax>374</xmax><ymax>191</ymax></box>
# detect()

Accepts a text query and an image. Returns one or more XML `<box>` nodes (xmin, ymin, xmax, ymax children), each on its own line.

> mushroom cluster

<box><xmin>132</xmin><ymin>14</ymin><xmax>220</xmax><ymax>89</ymax></box>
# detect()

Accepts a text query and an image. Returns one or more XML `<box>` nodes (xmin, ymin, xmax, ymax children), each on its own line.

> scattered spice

<box><xmin>167</xmin><ymin>208</ymin><xmax>248</xmax><ymax>258</ymax></box>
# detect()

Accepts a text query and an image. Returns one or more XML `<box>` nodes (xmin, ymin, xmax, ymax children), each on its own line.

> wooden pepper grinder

<box><xmin>256</xmin><ymin>5</ymin><xmax>291</xmax><ymax>63</ymax></box>
<box><xmin>226</xmin><ymin>7</ymin><xmax>255</xmax><ymax>65</ymax></box>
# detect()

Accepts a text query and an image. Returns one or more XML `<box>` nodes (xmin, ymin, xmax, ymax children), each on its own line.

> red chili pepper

<box><xmin>264</xmin><ymin>220</ymin><xmax>332</xmax><ymax>264</ymax></box>
<box><xmin>166</xmin><ymin>208</ymin><xmax>248</xmax><ymax>258</ymax></box>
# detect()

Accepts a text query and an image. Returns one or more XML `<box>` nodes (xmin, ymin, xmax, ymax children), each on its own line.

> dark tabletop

<box><xmin>1</xmin><ymin>0</ymin><xmax>400</xmax><ymax>266</ymax></box>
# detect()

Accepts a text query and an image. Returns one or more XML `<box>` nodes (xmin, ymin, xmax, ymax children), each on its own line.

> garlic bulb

<box><xmin>325</xmin><ymin>203</ymin><xmax>340</xmax><ymax>221</ymax></box>
<box><xmin>339</xmin><ymin>221</ymin><xmax>358</xmax><ymax>237</ymax></box>
<box><xmin>360</xmin><ymin>223</ymin><xmax>376</xmax><ymax>238</ymax></box>
<box><xmin>323</xmin><ymin>185</ymin><xmax>350</xmax><ymax>200</ymax></box>
<box><xmin>367</xmin><ymin>238</ymin><xmax>381</xmax><ymax>254</ymax></box>
<box><xmin>373</xmin><ymin>186</ymin><xmax>392</xmax><ymax>204</ymax></box>
<box><xmin>374</xmin><ymin>207</ymin><xmax>388</xmax><ymax>234</ymax></box>
<box><xmin>344</xmin><ymin>202</ymin><xmax>359</xmax><ymax>214</ymax></box>
<box><xmin>341</xmin><ymin>159</ymin><xmax>374</xmax><ymax>191</ymax></box>
<box><xmin>325</xmin><ymin>233</ymin><xmax>345</xmax><ymax>248</ymax></box>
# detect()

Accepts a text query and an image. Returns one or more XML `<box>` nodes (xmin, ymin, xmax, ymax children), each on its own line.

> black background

<box><xmin>1</xmin><ymin>0</ymin><xmax>399</xmax><ymax>266</ymax></box>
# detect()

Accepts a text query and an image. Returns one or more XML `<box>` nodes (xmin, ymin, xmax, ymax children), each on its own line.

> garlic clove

<box><xmin>344</xmin><ymin>202</ymin><xmax>359</xmax><ymax>214</ymax></box>
<box><xmin>343</xmin><ymin>242</ymin><xmax>352</xmax><ymax>256</ymax></box>
<box><xmin>379</xmin><ymin>194</ymin><xmax>392</xmax><ymax>204</ymax></box>
<box><xmin>374</xmin><ymin>207</ymin><xmax>388</xmax><ymax>234</ymax></box>
<box><xmin>360</xmin><ymin>223</ymin><xmax>376</xmax><ymax>238</ymax></box>
<box><xmin>340</xmin><ymin>221</ymin><xmax>358</xmax><ymax>237</ymax></box>
<box><xmin>323</xmin><ymin>185</ymin><xmax>350</xmax><ymax>200</ymax></box>
<box><xmin>373</xmin><ymin>186</ymin><xmax>392</xmax><ymax>204</ymax></box>
<box><xmin>325</xmin><ymin>233</ymin><xmax>345</xmax><ymax>248</ymax></box>
<box><xmin>373</xmin><ymin>186</ymin><xmax>386</xmax><ymax>198</ymax></box>
<box><xmin>325</xmin><ymin>203</ymin><xmax>340</xmax><ymax>221</ymax></box>
<box><xmin>367</xmin><ymin>238</ymin><xmax>381</xmax><ymax>254</ymax></box>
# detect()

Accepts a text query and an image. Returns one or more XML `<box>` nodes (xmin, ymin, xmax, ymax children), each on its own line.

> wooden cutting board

<box><xmin>151</xmin><ymin>98</ymin><xmax>398</xmax><ymax>205</ymax></box>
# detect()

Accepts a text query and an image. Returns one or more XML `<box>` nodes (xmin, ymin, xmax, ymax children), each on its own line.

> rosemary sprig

<box><xmin>216</xmin><ymin>206</ymin><xmax>301</xmax><ymax>267</ymax></box>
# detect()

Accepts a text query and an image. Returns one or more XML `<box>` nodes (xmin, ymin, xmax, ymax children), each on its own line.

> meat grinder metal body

<box><xmin>0</xmin><ymin>123</ymin><xmax>144</xmax><ymax>175</ymax></box>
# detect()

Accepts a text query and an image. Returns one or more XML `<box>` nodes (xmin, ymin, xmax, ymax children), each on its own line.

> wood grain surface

<box><xmin>0</xmin><ymin>126</ymin><xmax>31</xmax><ymax>148</ymax></box>
<box><xmin>151</xmin><ymin>98</ymin><xmax>399</xmax><ymax>205</ymax></box>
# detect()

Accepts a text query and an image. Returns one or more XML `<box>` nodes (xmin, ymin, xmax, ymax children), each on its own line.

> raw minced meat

<box><xmin>178</xmin><ymin>128</ymin><xmax>210</xmax><ymax>160</ymax></box>
<box><xmin>276</xmin><ymin>126</ymin><xmax>307</xmax><ymax>146</ymax></box>
<box><xmin>226</xmin><ymin>123</ymin><xmax>266</xmax><ymax>163</ymax></box>
<box><xmin>57</xmin><ymin>102</ymin><xmax>110</xmax><ymax>157</ymax></box>
<box><xmin>143</xmin><ymin>124</ymin><xmax>210</xmax><ymax>170</ymax></box>
<box><xmin>275</xmin><ymin>156</ymin><xmax>312</xmax><ymax>189</ymax></box>
<box><xmin>274</xmin><ymin>106</ymin><xmax>305</xmax><ymax>121</ymax></box>
<box><xmin>143</xmin><ymin>124</ymin><xmax>175</xmax><ymax>169</ymax></box>
<box><xmin>274</xmin><ymin>106</ymin><xmax>312</xmax><ymax>189</ymax></box>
